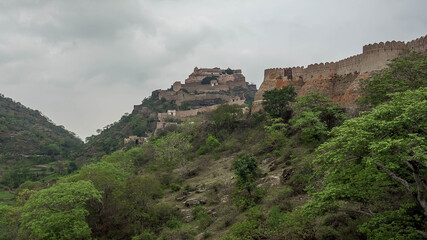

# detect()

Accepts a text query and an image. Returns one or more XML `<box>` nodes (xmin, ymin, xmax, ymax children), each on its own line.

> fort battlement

<box><xmin>406</xmin><ymin>35</ymin><xmax>427</xmax><ymax>52</ymax></box>
<box><xmin>254</xmin><ymin>34</ymin><xmax>427</xmax><ymax>111</ymax></box>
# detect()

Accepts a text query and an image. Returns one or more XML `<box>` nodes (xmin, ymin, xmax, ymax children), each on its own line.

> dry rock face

<box><xmin>253</xmin><ymin>35</ymin><xmax>427</xmax><ymax>112</ymax></box>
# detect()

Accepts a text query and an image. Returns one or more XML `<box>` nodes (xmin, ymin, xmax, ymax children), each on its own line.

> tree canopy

<box><xmin>358</xmin><ymin>51</ymin><xmax>427</xmax><ymax>107</ymax></box>
<box><xmin>311</xmin><ymin>87</ymin><xmax>427</xmax><ymax>238</ymax></box>
<box><xmin>19</xmin><ymin>181</ymin><xmax>101</xmax><ymax>240</ymax></box>
<box><xmin>262</xmin><ymin>86</ymin><xmax>296</xmax><ymax>120</ymax></box>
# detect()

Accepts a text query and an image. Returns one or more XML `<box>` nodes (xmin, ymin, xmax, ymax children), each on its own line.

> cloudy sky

<box><xmin>1</xmin><ymin>0</ymin><xmax>426</xmax><ymax>139</ymax></box>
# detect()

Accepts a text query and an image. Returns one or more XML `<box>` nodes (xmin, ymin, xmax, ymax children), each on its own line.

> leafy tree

<box><xmin>312</xmin><ymin>88</ymin><xmax>427</xmax><ymax>238</ymax></box>
<box><xmin>197</xmin><ymin>134</ymin><xmax>220</xmax><ymax>155</ymax></box>
<box><xmin>68</xmin><ymin>161</ymin><xmax>129</xmax><ymax>238</ymax></box>
<box><xmin>0</xmin><ymin>205</ymin><xmax>20</xmax><ymax>240</ymax></box>
<box><xmin>358</xmin><ymin>51</ymin><xmax>427</xmax><ymax>107</ymax></box>
<box><xmin>232</xmin><ymin>154</ymin><xmax>262</xmax><ymax>208</ymax></box>
<box><xmin>291</xmin><ymin>91</ymin><xmax>346</xmax><ymax>143</ymax></box>
<box><xmin>19</xmin><ymin>181</ymin><xmax>102</xmax><ymax>240</ymax></box>
<box><xmin>114</xmin><ymin>175</ymin><xmax>164</xmax><ymax>237</ymax></box>
<box><xmin>262</xmin><ymin>86</ymin><xmax>296</xmax><ymax>120</ymax></box>
<box><xmin>263</xmin><ymin>117</ymin><xmax>288</xmax><ymax>150</ymax></box>
<box><xmin>210</xmin><ymin>104</ymin><xmax>243</xmax><ymax>132</ymax></box>
<box><xmin>154</xmin><ymin>132</ymin><xmax>192</xmax><ymax>169</ymax></box>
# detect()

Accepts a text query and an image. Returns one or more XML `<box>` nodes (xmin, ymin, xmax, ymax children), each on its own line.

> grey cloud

<box><xmin>0</xmin><ymin>0</ymin><xmax>426</xmax><ymax>138</ymax></box>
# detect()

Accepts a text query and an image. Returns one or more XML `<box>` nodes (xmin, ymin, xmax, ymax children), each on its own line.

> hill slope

<box><xmin>0</xmin><ymin>93</ymin><xmax>83</xmax><ymax>187</ymax></box>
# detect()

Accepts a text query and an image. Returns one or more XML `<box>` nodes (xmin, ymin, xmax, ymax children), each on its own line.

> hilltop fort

<box><xmin>132</xmin><ymin>67</ymin><xmax>256</xmax><ymax>135</ymax></box>
<box><xmin>253</xmin><ymin>35</ymin><xmax>427</xmax><ymax>112</ymax></box>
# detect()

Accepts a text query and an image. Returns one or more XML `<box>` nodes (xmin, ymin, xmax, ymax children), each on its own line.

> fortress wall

<box><xmin>224</xmin><ymin>74</ymin><xmax>247</xmax><ymax>88</ymax></box>
<box><xmin>176</xmin><ymin>93</ymin><xmax>234</xmax><ymax>106</ymax></box>
<box><xmin>218</xmin><ymin>74</ymin><xmax>236</xmax><ymax>84</ymax></box>
<box><xmin>254</xmin><ymin>68</ymin><xmax>286</xmax><ymax>101</ymax></box>
<box><xmin>218</xmin><ymin>74</ymin><xmax>246</xmax><ymax>86</ymax></box>
<box><xmin>304</xmin><ymin>62</ymin><xmax>337</xmax><ymax>80</ymax></box>
<box><xmin>264</xmin><ymin>68</ymin><xmax>285</xmax><ymax>82</ymax></box>
<box><xmin>290</xmin><ymin>66</ymin><xmax>305</xmax><ymax>78</ymax></box>
<box><xmin>173</xmin><ymin>99</ymin><xmax>246</xmax><ymax>121</ymax></box>
<box><xmin>158</xmin><ymin>90</ymin><xmax>176</xmax><ymax>100</ymax></box>
<box><xmin>253</xmin><ymin>35</ymin><xmax>427</xmax><ymax>112</ymax></box>
<box><xmin>406</xmin><ymin>35</ymin><xmax>427</xmax><ymax>52</ymax></box>
<box><xmin>184</xmin><ymin>83</ymin><xmax>230</xmax><ymax>92</ymax></box>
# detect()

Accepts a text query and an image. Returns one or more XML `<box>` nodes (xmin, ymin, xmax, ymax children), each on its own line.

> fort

<box><xmin>132</xmin><ymin>67</ymin><xmax>256</xmax><ymax>135</ymax></box>
<box><xmin>150</xmin><ymin>67</ymin><xmax>253</xmax><ymax>107</ymax></box>
<box><xmin>253</xmin><ymin>35</ymin><xmax>427</xmax><ymax>112</ymax></box>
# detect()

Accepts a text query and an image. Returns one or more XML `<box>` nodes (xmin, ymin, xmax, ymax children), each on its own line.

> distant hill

<box><xmin>0</xmin><ymin>93</ymin><xmax>83</xmax><ymax>187</ymax></box>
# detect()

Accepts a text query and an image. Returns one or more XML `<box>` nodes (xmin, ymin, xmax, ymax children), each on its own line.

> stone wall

<box><xmin>253</xmin><ymin>35</ymin><xmax>427</xmax><ymax>112</ymax></box>
<box><xmin>158</xmin><ymin>98</ymin><xmax>245</xmax><ymax>122</ymax></box>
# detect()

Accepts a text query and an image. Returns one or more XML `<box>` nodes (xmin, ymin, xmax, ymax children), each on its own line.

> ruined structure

<box><xmin>253</xmin><ymin>35</ymin><xmax>427</xmax><ymax>112</ymax></box>
<box><xmin>124</xmin><ymin>136</ymin><xmax>149</xmax><ymax>145</ymax></box>
<box><xmin>132</xmin><ymin>67</ymin><xmax>256</xmax><ymax>135</ymax></box>
<box><xmin>150</xmin><ymin>67</ymin><xmax>253</xmax><ymax>107</ymax></box>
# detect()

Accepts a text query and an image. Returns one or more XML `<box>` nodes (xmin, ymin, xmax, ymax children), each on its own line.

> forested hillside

<box><xmin>0</xmin><ymin>95</ymin><xmax>83</xmax><ymax>188</ymax></box>
<box><xmin>0</xmin><ymin>52</ymin><xmax>426</xmax><ymax>239</ymax></box>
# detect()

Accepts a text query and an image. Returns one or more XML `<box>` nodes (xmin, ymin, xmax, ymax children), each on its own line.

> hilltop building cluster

<box><xmin>131</xmin><ymin>67</ymin><xmax>256</xmax><ymax>136</ymax></box>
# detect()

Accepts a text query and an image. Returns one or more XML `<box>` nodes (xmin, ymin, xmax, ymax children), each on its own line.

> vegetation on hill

<box><xmin>0</xmin><ymin>52</ymin><xmax>426</xmax><ymax>239</ymax></box>
<box><xmin>80</xmin><ymin>113</ymin><xmax>156</xmax><ymax>163</ymax></box>
<box><xmin>358</xmin><ymin>51</ymin><xmax>427</xmax><ymax>107</ymax></box>
<box><xmin>79</xmin><ymin>80</ymin><xmax>256</xmax><ymax>164</ymax></box>
<box><xmin>0</xmin><ymin>95</ymin><xmax>83</xmax><ymax>188</ymax></box>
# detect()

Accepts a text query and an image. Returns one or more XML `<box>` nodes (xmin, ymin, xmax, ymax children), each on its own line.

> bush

<box><xmin>132</xmin><ymin>231</ymin><xmax>156</xmax><ymax>240</ymax></box>
<box><xmin>197</xmin><ymin>134</ymin><xmax>220</xmax><ymax>155</ymax></box>
<box><xmin>158</xmin><ymin>224</ymin><xmax>197</xmax><ymax>240</ymax></box>
<box><xmin>170</xmin><ymin>184</ymin><xmax>181</xmax><ymax>192</ymax></box>
<box><xmin>201</xmin><ymin>76</ymin><xmax>218</xmax><ymax>85</ymax></box>
<box><xmin>193</xmin><ymin>206</ymin><xmax>213</xmax><ymax>230</ymax></box>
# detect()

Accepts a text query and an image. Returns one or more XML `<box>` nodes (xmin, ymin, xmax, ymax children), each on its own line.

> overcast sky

<box><xmin>1</xmin><ymin>0</ymin><xmax>426</xmax><ymax>139</ymax></box>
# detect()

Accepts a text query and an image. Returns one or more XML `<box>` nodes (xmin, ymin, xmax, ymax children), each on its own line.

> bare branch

<box><xmin>375</xmin><ymin>162</ymin><xmax>411</xmax><ymax>191</ymax></box>
<box><xmin>407</xmin><ymin>160</ymin><xmax>427</xmax><ymax>214</ymax></box>
<box><xmin>415</xmin><ymin>230</ymin><xmax>427</xmax><ymax>238</ymax></box>
<box><xmin>403</xmin><ymin>159</ymin><xmax>414</xmax><ymax>171</ymax></box>
<box><xmin>338</xmin><ymin>208</ymin><xmax>373</xmax><ymax>217</ymax></box>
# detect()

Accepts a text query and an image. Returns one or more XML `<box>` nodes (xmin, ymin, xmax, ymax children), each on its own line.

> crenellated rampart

<box><xmin>253</xmin><ymin>34</ymin><xmax>427</xmax><ymax>112</ymax></box>
<box><xmin>406</xmin><ymin>35</ymin><xmax>427</xmax><ymax>52</ymax></box>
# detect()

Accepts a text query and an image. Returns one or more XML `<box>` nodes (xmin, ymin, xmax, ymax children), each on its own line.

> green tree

<box><xmin>68</xmin><ymin>161</ymin><xmax>128</xmax><ymax>238</ymax></box>
<box><xmin>0</xmin><ymin>205</ymin><xmax>20</xmax><ymax>240</ymax></box>
<box><xmin>358</xmin><ymin>51</ymin><xmax>427</xmax><ymax>107</ymax></box>
<box><xmin>232</xmin><ymin>154</ymin><xmax>262</xmax><ymax>208</ymax></box>
<box><xmin>197</xmin><ymin>134</ymin><xmax>220</xmax><ymax>155</ymax></box>
<box><xmin>154</xmin><ymin>132</ymin><xmax>192</xmax><ymax>169</ymax></box>
<box><xmin>210</xmin><ymin>104</ymin><xmax>243</xmax><ymax>132</ymax></box>
<box><xmin>312</xmin><ymin>88</ymin><xmax>427</xmax><ymax>238</ymax></box>
<box><xmin>262</xmin><ymin>86</ymin><xmax>297</xmax><ymax>120</ymax></box>
<box><xmin>19</xmin><ymin>181</ymin><xmax>102</xmax><ymax>240</ymax></box>
<box><xmin>290</xmin><ymin>91</ymin><xmax>346</xmax><ymax>143</ymax></box>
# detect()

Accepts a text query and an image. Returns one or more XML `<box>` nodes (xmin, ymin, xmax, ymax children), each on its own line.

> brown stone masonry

<box><xmin>253</xmin><ymin>35</ymin><xmax>427</xmax><ymax>112</ymax></box>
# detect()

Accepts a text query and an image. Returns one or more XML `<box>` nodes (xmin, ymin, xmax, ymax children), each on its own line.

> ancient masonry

<box><xmin>132</xmin><ymin>67</ymin><xmax>256</xmax><ymax>135</ymax></box>
<box><xmin>252</xmin><ymin>35</ymin><xmax>427</xmax><ymax>112</ymax></box>
<box><xmin>151</xmin><ymin>67</ymin><xmax>252</xmax><ymax>106</ymax></box>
